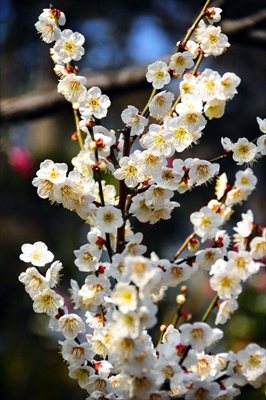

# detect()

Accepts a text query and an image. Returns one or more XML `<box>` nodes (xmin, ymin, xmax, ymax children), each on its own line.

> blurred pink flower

<box><xmin>8</xmin><ymin>147</ymin><xmax>34</xmax><ymax>177</ymax></box>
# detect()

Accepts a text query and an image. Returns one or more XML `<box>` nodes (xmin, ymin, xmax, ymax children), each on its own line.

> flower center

<box><xmin>64</xmin><ymin>41</ymin><xmax>76</xmax><ymax>52</ymax></box>
<box><xmin>125</xmin><ymin>164</ymin><xmax>138</xmax><ymax>176</ymax></box>
<box><xmin>201</xmin><ymin>216</ymin><xmax>211</xmax><ymax>227</ymax></box>
<box><xmin>155</xmin><ymin>134</ymin><xmax>165</xmax><ymax>147</ymax></box>
<box><xmin>103</xmin><ymin>212</ymin><xmax>114</xmax><ymax>223</ymax></box>
<box><xmin>248</xmin><ymin>354</ymin><xmax>261</xmax><ymax>367</ymax></box>
<box><xmin>191</xmin><ymin>327</ymin><xmax>204</xmax><ymax>339</ymax></box>
<box><xmin>174</xmin><ymin>127</ymin><xmax>186</xmax><ymax>139</ymax></box>
<box><xmin>221</xmin><ymin>276</ymin><xmax>232</xmax><ymax>288</ymax></box>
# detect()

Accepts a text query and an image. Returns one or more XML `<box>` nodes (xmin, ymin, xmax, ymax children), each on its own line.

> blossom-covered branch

<box><xmin>18</xmin><ymin>4</ymin><xmax>266</xmax><ymax>400</ymax></box>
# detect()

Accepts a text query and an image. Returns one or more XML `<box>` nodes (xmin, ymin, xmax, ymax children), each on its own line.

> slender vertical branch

<box><xmin>116</xmin><ymin>128</ymin><xmax>131</xmax><ymax>254</ymax></box>
<box><xmin>73</xmin><ymin>107</ymin><xmax>84</xmax><ymax>150</ymax></box>
<box><xmin>201</xmin><ymin>293</ymin><xmax>219</xmax><ymax>322</ymax></box>
<box><xmin>179</xmin><ymin>0</ymin><xmax>212</xmax><ymax>50</ymax></box>
<box><xmin>171</xmin><ymin>232</ymin><xmax>196</xmax><ymax>262</ymax></box>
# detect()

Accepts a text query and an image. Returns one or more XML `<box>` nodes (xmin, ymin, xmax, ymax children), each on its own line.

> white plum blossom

<box><xmin>227</xmin><ymin>250</ymin><xmax>261</xmax><ymax>281</ymax></box>
<box><xmin>256</xmin><ymin>116</ymin><xmax>266</xmax><ymax>133</ymax></box>
<box><xmin>175</xmin><ymin>94</ymin><xmax>207</xmax><ymax>132</ymax></box>
<box><xmin>153</xmin><ymin>358</ymin><xmax>183</xmax><ymax>387</ymax></box>
<box><xmin>35</xmin><ymin>16</ymin><xmax>61</xmax><ymax>43</ymax></box>
<box><xmin>237</xmin><ymin>344</ymin><xmax>266</xmax><ymax>382</ymax></box>
<box><xmin>74</xmin><ymin>243</ymin><xmax>101</xmax><ymax>272</ymax></box>
<box><xmin>53</xmin><ymin>29</ymin><xmax>85</xmax><ymax>63</ymax></box>
<box><xmin>250</xmin><ymin>229</ymin><xmax>266</xmax><ymax>260</ymax></box>
<box><xmin>169</xmin><ymin>51</ymin><xmax>194</xmax><ymax>76</ymax></box>
<box><xmin>122</xmin><ymin>255</ymin><xmax>154</xmax><ymax>289</ymax></box>
<box><xmin>206</xmin><ymin>7</ymin><xmax>223</xmax><ymax>24</ymax></box>
<box><xmin>68</xmin><ymin>364</ymin><xmax>95</xmax><ymax>389</ymax></box>
<box><xmin>257</xmin><ymin>134</ymin><xmax>266</xmax><ymax>155</ymax></box>
<box><xmin>52</xmin><ymin>313</ymin><xmax>86</xmax><ymax>339</ymax></box>
<box><xmin>19</xmin><ymin>267</ymin><xmax>49</xmax><ymax>297</ymax></box>
<box><xmin>190</xmin><ymin>206</ymin><xmax>223</xmax><ymax>242</ymax></box>
<box><xmin>60</xmin><ymin>339</ymin><xmax>92</xmax><ymax>367</ymax></box>
<box><xmin>121</xmin><ymin>105</ymin><xmax>148</xmax><ymax>136</ymax></box>
<box><xmin>114</xmin><ymin>151</ymin><xmax>145</xmax><ymax>187</ymax></box>
<box><xmin>218</xmin><ymin>72</ymin><xmax>241</xmax><ymax>100</ymax></box>
<box><xmin>45</xmin><ymin>261</ymin><xmax>63</xmax><ymax>288</ymax></box>
<box><xmin>179</xmin><ymin>322</ymin><xmax>223</xmax><ymax>351</ymax></box>
<box><xmin>179</xmin><ymin>74</ymin><xmax>199</xmax><ymax>96</ymax></box>
<box><xmin>32</xmin><ymin>159</ymin><xmax>68</xmax><ymax>199</ymax></box>
<box><xmin>32</xmin><ymin>288</ymin><xmax>64</xmax><ymax>316</ymax></box>
<box><xmin>111</xmin><ymin>283</ymin><xmax>138</xmax><ymax>314</ymax></box>
<box><xmin>195</xmin><ymin>248</ymin><xmax>223</xmax><ymax>272</ymax></box>
<box><xmin>94</xmin><ymin>205</ymin><xmax>123</xmax><ymax>233</ymax></box>
<box><xmin>121</xmin><ymin>232</ymin><xmax>147</xmax><ymax>257</ymax></box>
<box><xmin>197</xmin><ymin>21</ymin><xmax>230</xmax><ymax>56</ymax></box>
<box><xmin>204</xmin><ymin>98</ymin><xmax>226</xmax><ymax>120</ymax></box>
<box><xmin>189</xmin><ymin>159</ymin><xmax>220</xmax><ymax>186</ymax></box>
<box><xmin>215</xmin><ymin>298</ymin><xmax>239</xmax><ymax>325</ymax></box>
<box><xmin>79</xmin><ymin>86</ymin><xmax>111</xmax><ymax>119</ymax></box>
<box><xmin>164</xmin><ymin>116</ymin><xmax>197</xmax><ymax>152</ymax></box>
<box><xmin>144</xmin><ymin>185</ymin><xmax>174</xmax><ymax>207</ymax></box>
<box><xmin>39</xmin><ymin>7</ymin><xmax>66</xmax><ymax>26</ymax></box>
<box><xmin>78</xmin><ymin>275</ymin><xmax>111</xmax><ymax>311</ymax></box>
<box><xmin>129</xmin><ymin>193</ymin><xmax>155</xmax><ymax>223</ymax></box>
<box><xmin>57</xmin><ymin>74</ymin><xmax>87</xmax><ymax>103</ymax></box>
<box><xmin>185</xmin><ymin>380</ymin><xmax>220</xmax><ymax>400</ymax></box>
<box><xmin>215</xmin><ymin>172</ymin><xmax>228</xmax><ymax>200</ymax></box>
<box><xmin>52</xmin><ymin>175</ymin><xmax>85</xmax><ymax>210</ymax></box>
<box><xmin>162</xmin><ymin>261</ymin><xmax>192</xmax><ymax>287</ymax></box>
<box><xmin>140</xmin><ymin>124</ymin><xmax>175</xmax><ymax>157</ymax></box>
<box><xmin>149</xmin><ymin>90</ymin><xmax>175</xmax><ymax>119</ymax></box>
<box><xmin>139</xmin><ymin>151</ymin><xmax>163</xmax><ymax>175</ymax></box>
<box><xmin>152</xmin><ymin>166</ymin><xmax>183</xmax><ymax>191</ymax></box>
<box><xmin>231</xmin><ymin>137</ymin><xmax>258</xmax><ymax>165</ymax></box>
<box><xmin>146</xmin><ymin>60</ymin><xmax>171</xmax><ymax>89</ymax></box>
<box><xmin>221</xmin><ymin>137</ymin><xmax>233</xmax><ymax>152</ymax></box>
<box><xmin>20</xmin><ymin>241</ymin><xmax>54</xmax><ymax>267</ymax></box>
<box><xmin>234</xmin><ymin>168</ymin><xmax>258</xmax><ymax>191</ymax></box>
<box><xmin>210</xmin><ymin>259</ymin><xmax>242</xmax><ymax>300</ymax></box>
<box><xmin>233</xmin><ymin>210</ymin><xmax>254</xmax><ymax>251</ymax></box>
<box><xmin>197</xmin><ymin>68</ymin><xmax>221</xmax><ymax>102</ymax></box>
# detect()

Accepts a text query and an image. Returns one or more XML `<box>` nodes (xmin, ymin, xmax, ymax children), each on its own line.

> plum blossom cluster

<box><xmin>19</xmin><ymin>4</ymin><xmax>266</xmax><ymax>400</ymax></box>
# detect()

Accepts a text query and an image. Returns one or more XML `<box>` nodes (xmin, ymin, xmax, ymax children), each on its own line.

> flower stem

<box><xmin>142</xmin><ymin>88</ymin><xmax>157</xmax><ymax>118</ymax></box>
<box><xmin>201</xmin><ymin>293</ymin><xmax>219</xmax><ymax>322</ymax></box>
<box><xmin>179</xmin><ymin>0</ymin><xmax>211</xmax><ymax>50</ymax></box>
<box><xmin>73</xmin><ymin>108</ymin><xmax>84</xmax><ymax>150</ymax></box>
<box><xmin>171</xmin><ymin>232</ymin><xmax>196</xmax><ymax>262</ymax></box>
<box><xmin>116</xmin><ymin>128</ymin><xmax>131</xmax><ymax>253</ymax></box>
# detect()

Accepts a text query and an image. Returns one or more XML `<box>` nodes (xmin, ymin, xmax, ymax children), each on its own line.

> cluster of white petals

<box><xmin>18</xmin><ymin>5</ymin><xmax>266</xmax><ymax>400</ymax></box>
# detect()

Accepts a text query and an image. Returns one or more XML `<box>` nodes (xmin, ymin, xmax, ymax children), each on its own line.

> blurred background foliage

<box><xmin>0</xmin><ymin>0</ymin><xmax>265</xmax><ymax>399</ymax></box>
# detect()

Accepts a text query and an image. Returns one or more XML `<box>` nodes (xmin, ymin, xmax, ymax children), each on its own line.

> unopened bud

<box><xmin>172</xmin><ymin>70</ymin><xmax>181</xmax><ymax>79</ymax></box>
<box><xmin>89</xmin><ymin>142</ymin><xmax>97</xmax><ymax>151</ymax></box>
<box><xmin>71</xmin><ymin>132</ymin><xmax>78</xmax><ymax>141</ymax></box>
<box><xmin>181</xmin><ymin>285</ymin><xmax>187</xmax><ymax>294</ymax></box>
<box><xmin>188</xmin><ymin>238</ymin><xmax>199</xmax><ymax>252</ymax></box>
<box><xmin>176</xmin><ymin>294</ymin><xmax>186</xmax><ymax>305</ymax></box>
<box><xmin>72</xmin><ymin>102</ymin><xmax>79</xmax><ymax>110</ymax></box>
<box><xmin>98</xmin><ymin>162</ymin><xmax>107</xmax><ymax>172</ymax></box>
<box><xmin>160</xmin><ymin>324</ymin><xmax>168</xmax><ymax>333</ymax></box>
<box><xmin>181</xmin><ymin>312</ymin><xmax>192</xmax><ymax>321</ymax></box>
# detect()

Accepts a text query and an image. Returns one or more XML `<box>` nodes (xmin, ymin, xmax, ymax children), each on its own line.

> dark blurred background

<box><xmin>0</xmin><ymin>0</ymin><xmax>265</xmax><ymax>399</ymax></box>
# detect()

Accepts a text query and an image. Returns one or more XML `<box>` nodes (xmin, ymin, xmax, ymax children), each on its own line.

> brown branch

<box><xmin>221</xmin><ymin>9</ymin><xmax>266</xmax><ymax>35</ymax></box>
<box><xmin>1</xmin><ymin>9</ymin><xmax>265</xmax><ymax>123</ymax></box>
<box><xmin>0</xmin><ymin>65</ymin><xmax>150</xmax><ymax>122</ymax></box>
